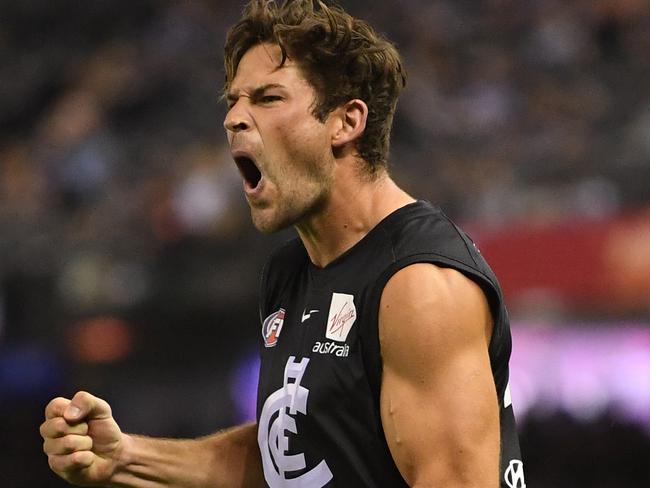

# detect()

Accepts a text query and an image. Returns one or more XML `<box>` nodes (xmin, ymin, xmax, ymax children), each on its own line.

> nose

<box><xmin>223</xmin><ymin>102</ymin><xmax>251</xmax><ymax>133</ymax></box>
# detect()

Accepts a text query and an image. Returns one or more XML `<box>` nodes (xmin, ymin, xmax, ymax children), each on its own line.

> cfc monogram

<box><xmin>257</xmin><ymin>356</ymin><xmax>333</xmax><ymax>487</ymax></box>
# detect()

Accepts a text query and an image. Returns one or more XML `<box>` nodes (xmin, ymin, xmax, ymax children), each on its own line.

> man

<box><xmin>41</xmin><ymin>1</ymin><xmax>524</xmax><ymax>487</ymax></box>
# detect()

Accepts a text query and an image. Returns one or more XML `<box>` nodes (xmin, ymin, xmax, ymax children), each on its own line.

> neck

<box><xmin>295</xmin><ymin>167</ymin><xmax>415</xmax><ymax>268</ymax></box>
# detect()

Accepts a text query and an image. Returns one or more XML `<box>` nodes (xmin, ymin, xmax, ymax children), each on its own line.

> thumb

<box><xmin>64</xmin><ymin>391</ymin><xmax>112</xmax><ymax>423</ymax></box>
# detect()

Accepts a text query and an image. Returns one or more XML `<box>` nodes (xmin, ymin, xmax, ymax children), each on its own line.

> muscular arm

<box><xmin>41</xmin><ymin>391</ymin><xmax>264</xmax><ymax>488</ymax></box>
<box><xmin>112</xmin><ymin>425</ymin><xmax>263</xmax><ymax>488</ymax></box>
<box><xmin>378</xmin><ymin>263</ymin><xmax>500</xmax><ymax>488</ymax></box>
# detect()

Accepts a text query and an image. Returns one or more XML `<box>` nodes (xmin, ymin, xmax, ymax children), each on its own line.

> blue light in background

<box><xmin>230</xmin><ymin>349</ymin><xmax>260</xmax><ymax>423</ymax></box>
<box><xmin>0</xmin><ymin>345</ymin><xmax>63</xmax><ymax>400</ymax></box>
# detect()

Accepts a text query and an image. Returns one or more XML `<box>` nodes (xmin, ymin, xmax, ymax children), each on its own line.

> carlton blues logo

<box><xmin>262</xmin><ymin>308</ymin><xmax>285</xmax><ymax>347</ymax></box>
<box><xmin>258</xmin><ymin>356</ymin><xmax>333</xmax><ymax>487</ymax></box>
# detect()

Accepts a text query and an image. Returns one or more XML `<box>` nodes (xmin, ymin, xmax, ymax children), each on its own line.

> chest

<box><xmin>257</xmin><ymin>276</ymin><xmax>373</xmax><ymax>413</ymax></box>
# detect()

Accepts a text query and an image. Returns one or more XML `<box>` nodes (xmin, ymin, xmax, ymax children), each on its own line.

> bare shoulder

<box><xmin>378</xmin><ymin>262</ymin><xmax>493</xmax><ymax>375</ymax></box>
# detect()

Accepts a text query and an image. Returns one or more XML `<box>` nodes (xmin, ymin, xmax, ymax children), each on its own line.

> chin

<box><xmin>250</xmin><ymin>210</ymin><xmax>292</xmax><ymax>234</ymax></box>
<box><xmin>250</xmin><ymin>193</ymin><xmax>325</xmax><ymax>234</ymax></box>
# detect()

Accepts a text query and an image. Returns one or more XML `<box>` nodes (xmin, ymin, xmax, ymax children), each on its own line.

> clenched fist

<box><xmin>40</xmin><ymin>391</ymin><xmax>125</xmax><ymax>486</ymax></box>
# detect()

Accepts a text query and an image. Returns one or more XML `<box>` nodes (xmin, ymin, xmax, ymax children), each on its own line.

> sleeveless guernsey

<box><xmin>256</xmin><ymin>200</ymin><xmax>524</xmax><ymax>488</ymax></box>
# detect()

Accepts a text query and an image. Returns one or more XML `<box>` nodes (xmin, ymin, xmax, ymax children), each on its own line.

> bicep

<box><xmin>378</xmin><ymin>263</ymin><xmax>500</xmax><ymax>487</ymax></box>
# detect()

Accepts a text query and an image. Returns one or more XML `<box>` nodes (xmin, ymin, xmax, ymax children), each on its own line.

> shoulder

<box><xmin>373</xmin><ymin>202</ymin><xmax>503</xmax><ymax>325</ymax></box>
<box><xmin>381</xmin><ymin>201</ymin><xmax>483</xmax><ymax>270</ymax></box>
<box><xmin>378</xmin><ymin>263</ymin><xmax>493</xmax><ymax>372</ymax></box>
<box><xmin>381</xmin><ymin>262</ymin><xmax>487</xmax><ymax>313</ymax></box>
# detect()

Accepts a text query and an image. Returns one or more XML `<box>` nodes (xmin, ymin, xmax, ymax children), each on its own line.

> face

<box><xmin>224</xmin><ymin>43</ymin><xmax>336</xmax><ymax>233</ymax></box>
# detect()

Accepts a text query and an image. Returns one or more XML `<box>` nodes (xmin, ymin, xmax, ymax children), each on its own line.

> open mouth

<box><xmin>234</xmin><ymin>155</ymin><xmax>262</xmax><ymax>189</ymax></box>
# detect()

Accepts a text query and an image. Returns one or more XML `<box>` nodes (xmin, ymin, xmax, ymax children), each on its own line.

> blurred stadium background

<box><xmin>1</xmin><ymin>0</ymin><xmax>649</xmax><ymax>486</ymax></box>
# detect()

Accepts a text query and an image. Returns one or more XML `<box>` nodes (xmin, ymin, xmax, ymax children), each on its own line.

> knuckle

<box><xmin>50</xmin><ymin>418</ymin><xmax>66</xmax><ymax>435</ymax></box>
<box><xmin>69</xmin><ymin>450</ymin><xmax>91</xmax><ymax>467</ymax></box>
<box><xmin>43</xmin><ymin>438</ymin><xmax>59</xmax><ymax>455</ymax></box>
<box><xmin>103</xmin><ymin>398</ymin><xmax>113</xmax><ymax>415</ymax></box>
<box><xmin>46</xmin><ymin>396</ymin><xmax>63</xmax><ymax>408</ymax></box>
<box><xmin>61</xmin><ymin>436</ymin><xmax>75</xmax><ymax>452</ymax></box>
<box><xmin>73</xmin><ymin>390</ymin><xmax>91</xmax><ymax>403</ymax></box>
<box><xmin>45</xmin><ymin>396</ymin><xmax>67</xmax><ymax>412</ymax></box>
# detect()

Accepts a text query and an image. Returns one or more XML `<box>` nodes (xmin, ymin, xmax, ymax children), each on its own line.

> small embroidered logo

<box><xmin>301</xmin><ymin>309</ymin><xmax>319</xmax><ymax>323</ymax></box>
<box><xmin>261</xmin><ymin>308</ymin><xmax>285</xmax><ymax>347</ymax></box>
<box><xmin>504</xmin><ymin>459</ymin><xmax>526</xmax><ymax>488</ymax></box>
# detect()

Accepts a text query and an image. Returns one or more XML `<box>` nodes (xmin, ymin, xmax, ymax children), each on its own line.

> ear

<box><xmin>330</xmin><ymin>99</ymin><xmax>368</xmax><ymax>149</ymax></box>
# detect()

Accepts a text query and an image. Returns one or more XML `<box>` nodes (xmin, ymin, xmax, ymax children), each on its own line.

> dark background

<box><xmin>1</xmin><ymin>1</ymin><xmax>649</xmax><ymax>486</ymax></box>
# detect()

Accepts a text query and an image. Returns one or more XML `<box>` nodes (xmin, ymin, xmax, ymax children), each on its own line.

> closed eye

<box><xmin>260</xmin><ymin>95</ymin><xmax>283</xmax><ymax>104</ymax></box>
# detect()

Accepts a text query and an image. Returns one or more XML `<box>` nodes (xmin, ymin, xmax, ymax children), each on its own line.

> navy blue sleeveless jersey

<box><xmin>256</xmin><ymin>200</ymin><xmax>523</xmax><ymax>488</ymax></box>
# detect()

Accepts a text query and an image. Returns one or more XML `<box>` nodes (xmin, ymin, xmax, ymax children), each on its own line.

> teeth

<box><xmin>234</xmin><ymin>156</ymin><xmax>262</xmax><ymax>188</ymax></box>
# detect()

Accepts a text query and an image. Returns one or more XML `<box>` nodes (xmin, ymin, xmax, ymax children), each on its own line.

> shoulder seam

<box><xmin>380</xmin><ymin>226</ymin><xmax>398</xmax><ymax>264</ymax></box>
<box><xmin>438</xmin><ymin>211</ymin><xmax>480</xmax><ymax>269</ymax></box>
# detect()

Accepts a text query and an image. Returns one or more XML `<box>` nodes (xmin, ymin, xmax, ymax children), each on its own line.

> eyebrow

<box><xmin>226</xmin><ymin>83</ymin><xmax>285</xmax><ymax>103</ymax></box>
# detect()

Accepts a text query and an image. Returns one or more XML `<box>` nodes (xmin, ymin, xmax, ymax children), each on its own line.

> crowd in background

<box><xmin>1</xmin><ymin>1</ymin><xmax>649</xmax><ymax>486</ymax></box>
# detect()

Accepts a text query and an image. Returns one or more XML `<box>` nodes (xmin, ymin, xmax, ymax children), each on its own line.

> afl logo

<box><xmin>262</xmin><ymin>308</ymin><xmax>285</xmax><ymax>347</ymax></box>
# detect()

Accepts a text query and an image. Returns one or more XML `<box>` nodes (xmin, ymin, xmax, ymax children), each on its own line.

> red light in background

<box><xmin>68</xmin><ymin>316</ymin><xmax>134</xmax><ymax>363</ymax></box>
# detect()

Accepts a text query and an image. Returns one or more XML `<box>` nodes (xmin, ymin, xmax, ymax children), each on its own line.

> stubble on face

<box><xmin>250</xmin><ymin>138</ymin><xmax>333</xmax><ymax>233</ymax></box>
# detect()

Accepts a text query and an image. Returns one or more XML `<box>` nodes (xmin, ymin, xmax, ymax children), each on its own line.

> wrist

<box><xmin>108</xmin><ymin>433</ymin><xmax>135</xmax><ymax>487</ymax></box>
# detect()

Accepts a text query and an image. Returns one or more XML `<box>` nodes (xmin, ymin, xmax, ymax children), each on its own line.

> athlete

<box><xmin>40</xmin><ymin>1</ymin><xmax>524</xmax><ymax>487</ymax></box>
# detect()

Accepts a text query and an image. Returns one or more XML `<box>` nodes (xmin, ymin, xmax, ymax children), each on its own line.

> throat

<box><xmin>296</xmin><ymin>216</ymin><xmax>372</xmax><ymax>268</ymax></box>
<box><xmin>295</xmin><ymin>179</ymin><xmax>415</xmax><ymax>268</ymax></box>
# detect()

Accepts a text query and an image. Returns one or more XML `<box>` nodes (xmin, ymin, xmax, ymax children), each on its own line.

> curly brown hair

<box><xmin>223</xmin><ymin>0</ymin><xmax>407</xmax><ymax>173</ymax></box>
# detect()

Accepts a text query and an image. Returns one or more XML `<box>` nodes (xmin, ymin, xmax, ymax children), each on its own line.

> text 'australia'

<box><xmin>312</xmin><ymin>341</ymin><xmax>350</xmax><ymax>357</ymax></box>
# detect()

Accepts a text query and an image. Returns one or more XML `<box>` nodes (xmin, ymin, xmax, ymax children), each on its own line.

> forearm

<box><xmin>110</xmin><ymin>423</ymin><xmax>264</xmax><ymax>488</ymax></box>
